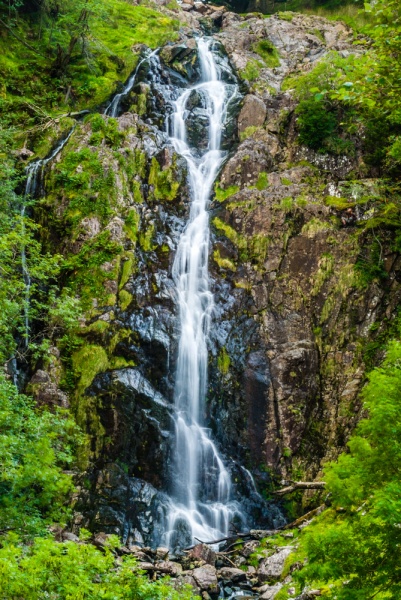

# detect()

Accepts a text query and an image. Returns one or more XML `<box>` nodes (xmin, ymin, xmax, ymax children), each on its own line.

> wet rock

<box><xmin>189</xmin><ymin>543</ymin><xmax>217</xmax><ymax>565</ymax></box>
<box><xmin>238</xmin><ymin>95</ymin><xmax>267</xmax><ymax>135</ymax></box>
<box><xmin>257</xmin><ymin>547</ymin><xmax>293</xmax><ymax>582</ymax></box>
<box><xmin>192</xmin><ymin>564</ymin><xmax>219</xmax><ymax>594</ymax></box>
<box><xmin>218</xmin><ymin>567</ymin><xmax>246</xmax><ymax>582</ymax></box>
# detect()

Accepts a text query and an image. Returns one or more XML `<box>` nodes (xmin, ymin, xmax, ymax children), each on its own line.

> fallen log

<box><xmin>283</xmin><ymin>504</ymin><xmax>326</xmax><ymax>530</ymax></box>
<box><xmin>273</xmin><ymin>481</ymin><xmax>326</xmax><ymax>496</ymax></box>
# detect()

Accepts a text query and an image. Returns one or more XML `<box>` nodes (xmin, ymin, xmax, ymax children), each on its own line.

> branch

<box><xmin>283</xmin><ymin>504</ymin><xmax>326</xmax><ymax>530</ymax></box>
<box><xmin>273</xmin><ymin>481</ymin><xmax>326</xmax><ymax>496</ymax></box>
<box><xmin>0</xmin><ymin>18</ymin><xmax>45</xmax><ymax>56</ymax></box>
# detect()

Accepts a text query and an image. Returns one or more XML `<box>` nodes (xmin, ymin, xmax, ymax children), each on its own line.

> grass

<box><xmin>253</xmin><ymin>39</ymin><xmax>280</xmax><ymax>68</ymax></box>
<box><xmin>0</xmin><ymin>0</ymin><xmax>179</xmax><ymax>142</ymax></box>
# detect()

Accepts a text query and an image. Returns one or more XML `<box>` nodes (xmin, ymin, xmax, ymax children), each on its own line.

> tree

<box><xmin>295</xmin><ymin>340</ymin><xmax>401</xmax><ymax>598</ymax></box>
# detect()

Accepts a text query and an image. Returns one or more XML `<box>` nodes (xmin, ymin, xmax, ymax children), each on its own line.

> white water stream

<box><xmin>164</xmin><ymin>38</ymin><xmax>243</xmax><ymax>549</ymax></box>
<box><xmin>105</xmin><ymin>48</ymin><xmax>160</xmax><ymax>117</ymax></box>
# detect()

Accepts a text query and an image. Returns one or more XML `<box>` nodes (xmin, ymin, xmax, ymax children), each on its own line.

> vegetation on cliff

<box><xmin>1</xmin><ymin>0</ymin><xmax>401</xmax><ymax>596</ymax></box>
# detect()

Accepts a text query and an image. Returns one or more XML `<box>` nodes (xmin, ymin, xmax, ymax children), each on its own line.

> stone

<box><xmin>189</xmin><ymin>543</ymin><xmax>217</xmax><ymax>566</ymax></box>
<box><xmin>155</xmin><ymin>546</ymin><xmax>169</xmax><ymax>560</ymax></box>
<box><xmin>237</xmin><ymin>95</ymin><xmax>267</xmax><ymax>135</ymax></box>
<box><xmin>192</xmin><ymin>564</ymin><xmax>219</xmax><ymax>593</ymax></box>
<box><xmin>218</xmin><ymin>567</ymin><xmax>246</xmax><ymax>582</ymax></box>
<box><xmin>61</xmin><ymin>531</ymin><xmax>79</xmax><ymax>542</ymax></box>
<box><xmin>258</xmin><ymin>547</ymin><xmax>293</xmax><ymax>582</ymax></box>
<box><xmin>260</xmin><ymin>583</ymin><xmax>284</xmax><ymax>599</ymax></box>
<box><xmin>106</xmin><ymin>216</ymin><xmax>124</xmax><ymax>242</ymax></box>
<box><xmin>155</xmin><ymin>560</ymin><xmax>182</xmax><ymax>576</ymax></box>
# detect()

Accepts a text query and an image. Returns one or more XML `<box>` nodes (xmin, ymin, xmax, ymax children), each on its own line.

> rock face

<box><xmin>28</xmin><ymin>4</ymin><xmax>401</xmax><ymax>546</ymax></box>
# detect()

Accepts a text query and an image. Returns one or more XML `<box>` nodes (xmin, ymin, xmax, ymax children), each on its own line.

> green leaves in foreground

<box><xmin>295</xmin><ymin>340</ymin><xmax>401</xmax><ymax>599</ymax></box>
<box><xmin>0</xmin><ymin>536</ymin><xmax>197</xmax><ymax>599</ymax></box>
<box><xmin>0</xmin><ymin>374</ymin><xmax>82</xmax><ymax>538</ymax></box>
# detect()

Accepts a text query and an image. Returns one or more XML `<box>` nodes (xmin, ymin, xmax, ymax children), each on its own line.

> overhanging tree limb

<box><xmin>273</xmin><ymin>481</ymin><xmax>326</xmax><ymax>496</ymax></box>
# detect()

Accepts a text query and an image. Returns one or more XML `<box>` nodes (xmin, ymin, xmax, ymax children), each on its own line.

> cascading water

<box><xmin>164</xmin><ymin>38</ymin><xmax>243</xmax><ymax>550</ymax></box>
<box><xmin>104</xmin><ymin>48</ymin><xmax>160</xmax><ymax>118</ymax></box>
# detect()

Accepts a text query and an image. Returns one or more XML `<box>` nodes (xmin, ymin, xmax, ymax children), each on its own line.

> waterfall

<box><xmin>164</xmin><ymin>38</ymin><xmax>243</xmax><ymax>550</ymax></box>
<box><xmin>104</xmin><ymin>48</ymin><xmax>160</xmax><ymax>118</ymax></box>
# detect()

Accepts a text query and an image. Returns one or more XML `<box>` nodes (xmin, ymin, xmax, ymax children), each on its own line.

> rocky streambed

<box><xmin>57</xmin><ymin>526</ymin><xmax>316</xmax><ymax>599</ymax></box>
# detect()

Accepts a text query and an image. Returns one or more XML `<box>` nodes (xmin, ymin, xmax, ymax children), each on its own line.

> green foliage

<box><xmin>0</xmin><ymin>0</ymin><xmax>179</xmax><ymax>131</ymax></box>
<box><xmin>240</xmin><ymin>58</ymin><xmax>263</xmax><ymax>82</ymax></box>
<box><xmin>47</xmin><ymin>145</ymin><xmax>117</xmax><ymax>230</ymax></box>
<box><xmin>0</xmin><ymin>535</ymin><xmax>198</xmax><ymax>599</ymax></box>
<box><xmin>71</xmin><ymin>344</ymin><xmax>109</xmax><ymax>395</ymax></box>
<box><xmin>296</xmin><ymin>99</ymin><xmax>337</xmax><ymax>151</ymax></box>
<box><xmin>148</xmin><ymin>157</ymin><xmax>180</xmax><ymax>202</ymax></box>
<box><xmin>214</xmin><ymin>182</ymin><xmax>240</xmax><ymax>201</ymax></box>
<box><xmin>0</xmin><ymin>374</ymin><xmax>82</xmax><ymax>538</ymax></box>
<box><xmin>252</xmin><ymin>39</ymin><xmax>280</xmax><ymax>68</ymax></box>
<box><xmin>295</xmin><ymin>339</ymin><xmax>401</xmax><ymax>598</ymax></box>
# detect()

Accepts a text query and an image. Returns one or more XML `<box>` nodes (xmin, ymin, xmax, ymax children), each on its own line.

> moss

<box><xmin>109</xmin><ymin>356</ymin><xmax>136</xmax><ymax>369</ymax></box>
<box><xmin>109</xmin><ymin>328</ymin><xmax>132</xmax><ymax>354</ymax></box>
<box><xmin>123</xmin><ymin>209</ymin><xmax>140</xmax><ymax>243</ymax></box>
<box><xmin>45</xmin><ymin>143</ymin><xmax>117</xmax><ymax>231</ymax></box>
<box><xmin>239</xmin><ymin>126</ymin><xmax>262</xmax><ymax>142</ymax></box>
<box><xmin>217</xmin><ymin>347</ymin><xmax>231</xmax><ymax>375</ymax></box>
<box><xmin>71</xmin><ymin>344</ymin><xmax>109</xmax><ymax>396</ymax></box>
<box><xmin>139</xmin><ymin>223</ymin><xmax>156</xmax><ymax>252</ymax></box>
<box><xmin>148</xmin><ymin>157</ymin><xmax>180</xmax><ymax>202</ymax></box>
<box><xmin>240</xmin><ymin>59</ymin><xmax>263</xmax><ymax>82</ymax></box>
<box><xmin>214</xmin><ymin>183</ymin><xmax>240</xmax><ymax>202</ymax></box>
<box><xmin>281</xmin><ymin>177</ymin><xmax>292</xmax><ymax>186</ymax></box>
<box><xmin>302</xmin><ymin>218</ymin><xmax>334</xmax><ymax>238</ymax></box>
<box><xmin>252</xmin><ymin>39</ymin><xmax>280</xmax><ymax>69</ymax></box>
<box><xmin>213</xmin><ymin>217</ymin><xmax>247</xmax><ymax>253</ymax></box>
<box><xmin>311</xmin><ymin>253</ymin><xmax>334</xmax><ymax>296</ymax></box>
<box><xmin>277</xmin><ymin>11</ymin><xmax>294</xmax><ymax>21</ymax></box>
<box><xmin>277</xmin><ymin>196</ymin><xmax>294</xmax><ymax>212</ymax></box>
<box><xmin>119</xmin><ymin>255</ymin><xmax>136</xmax><ymax>289</ymax></box>
<box><xmin>62</xmin><ymin>232</ymin><xmax>123</xmax><ymax>310</ymax></box>
<box><xmin>213</xmin><ymin>249</ymin><xmax>236</xmax><ymax>272</ymax></box>
<box><xmin>213</xmin><ymin>217</ymin><xmax>269</xmax><ymax>269</ymax></box>
<box><xmin>256</xmin><ymin>172</ymin><xmax>269</xmax><ymax>191</ymax></box>
<box><xmin>295</xmin><ymin>195</ymin><xmax>308</xmax><ymax>207</ymax></box>
<box><xmin>80</xmin><ymin>320</ymin><xmax>110</xmax><ymax>335</ymax></box>
<box><xmin>325</xmin><ymin>195</ymin><xmax>354</xmax><ymax>211</ymax></box>
<box><xmin>119</xmin><ymin>289</ymin><xmax>132</xmax><ymax>311</ymax></box>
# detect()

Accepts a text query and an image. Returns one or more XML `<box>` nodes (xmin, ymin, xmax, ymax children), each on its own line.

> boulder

<box><xmin>155</xmin><ymin>560</ymin><xmax>182</xmax><ymax>576</ymax></box>
<box><xmin>238</xmin><ymin>94</ymin><xmax>267</xmax><ymax>135</ymax></box>
<box><xmin>218</xmin><ymin>567</ymin><xmax>246</xmax><ymax>583</ymax></box>
<box><xmin>260</xmin><ymin>583</ymin><xmax>284</xmax><ymax>599</ymax></box>
<box><xmin>61</xmin><ymin>531</ymin><xmax>79</xmax><ymax>542</ymax></box>
<box><xmin>155</xmin><ymin>546</ymin><xmax>169</xmax><ymax>560</ymax></box>
<box><xmin>257</xmin><ymin>547</ymin><xmax>293</xmax><ymax>582</ymax></box>
<box><xmin>192</xmin><ymin>564</ymin><xmax>219</xmax><ymax>594</ymax></box>
<box><xmin>188</xmin><ymin>543</ymin><xmax>216</xmax><ymax>565</ymax></box>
